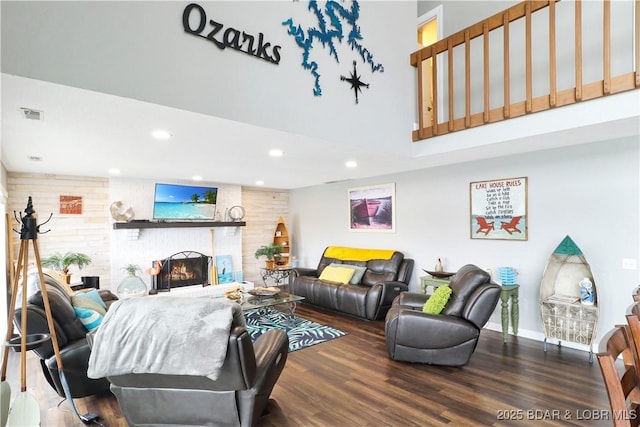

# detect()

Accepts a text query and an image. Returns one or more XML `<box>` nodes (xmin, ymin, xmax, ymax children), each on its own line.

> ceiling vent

<box><xmin>20</xmin><ymin>108</ymin><xmax>44</xmax><ymax>121</ymax></box>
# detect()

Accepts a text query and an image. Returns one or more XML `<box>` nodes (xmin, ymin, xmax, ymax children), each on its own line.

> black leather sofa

<box><xmin>290</xmin><ymin>246</ymin><xmax>414</xmax><ymax>320</ymax></box>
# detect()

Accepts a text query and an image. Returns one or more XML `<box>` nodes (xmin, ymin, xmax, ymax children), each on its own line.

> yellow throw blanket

<box><xmin>324</xmin><ymin>246</ymin><xmax>395</xmax><ymax>261</ymax></box>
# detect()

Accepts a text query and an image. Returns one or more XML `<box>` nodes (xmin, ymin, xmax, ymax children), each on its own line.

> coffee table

<box><xmin>240</xmin><ymin>292</ymin><xmax>304</xmax><ymax>317</ymax></box>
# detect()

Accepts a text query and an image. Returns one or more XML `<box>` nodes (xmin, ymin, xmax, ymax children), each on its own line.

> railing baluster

<box><xmin>432</xmin><ymin>45</ymin><xmax>438</xmax><ymax>136</ymax></box>
<box><xmin>417</xmin><ymin>49</ymin><xmax>425</xmax><ymax>138</ymax></box>
<box><xmin>410</xmin><ymin>0</ymin><xmax>638</xmax><ymax>141</ymax></box>
<box><xmin>603</xmin><ymin>0</ymin><xmax>611</xmax><ymax>95</ymax></box>
<box><xmin>636</xmin><ymin>0</ymin><xmax>640</xmax><ymax>87</ymax></box>
<box><xmin>575</xmin><ymin>0</ymin><xmax>583</xmax><ymax>100</ymax></box>
<box><xmin>549</xmin><ymin>0</ymin><xmax>557</xmax><ymax>107</ymax></box>
<box><xmin>448</xmin><ymin>39</ymin><xmax>454</xmax><ymax>131</ymax></box>
<box><xmin>504</xmin><ymin>12</ymin><xmax>511</xmax><ymax>118</ymax></box>
<box><xmin>525</xmin><ymin>1</ymin><xmax>532</xmax><ymax>113</ymax></box>
<box><xmin>483</xmin><ymin>22</ymin><xmax>490</xmax><ymax>123</ymax></box>
<box><xmin>465</xmin><ymin>30</ymin><xmax>471</xmax><ymax>128</ymax></box>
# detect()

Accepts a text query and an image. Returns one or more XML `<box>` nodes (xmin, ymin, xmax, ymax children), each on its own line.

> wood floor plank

<box><xmin>5</xmin><ymin>303</ymin><xmax>610</xmax><ymax>426</ymax></box>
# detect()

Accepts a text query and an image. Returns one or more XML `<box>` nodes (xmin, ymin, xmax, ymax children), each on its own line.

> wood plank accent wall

<box><xmin>240</xmin><ymin>187</ymin><xmax>289</xmax><ymax>285</ymax></box>
<box><xmin>6</xmin><ymin>173</ymin><xmax>111</xmax><ymax>286</ymax></box>
<box><xmin>4</xmin><ymin>174</ymin><xmax>289</xmax><ymax>291</ymax></box>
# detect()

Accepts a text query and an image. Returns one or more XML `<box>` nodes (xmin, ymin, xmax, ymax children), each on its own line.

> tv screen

<box><xmin>153</xmin><ymin>183</ymin><xmax>218</xmax><ymax>220</ymax></box>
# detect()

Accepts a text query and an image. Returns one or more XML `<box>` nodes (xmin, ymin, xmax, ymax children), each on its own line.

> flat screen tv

<box><xmin>153</xmin><ymin>183</ymin><xmax>218</xmax><ymax>220</ymax></box>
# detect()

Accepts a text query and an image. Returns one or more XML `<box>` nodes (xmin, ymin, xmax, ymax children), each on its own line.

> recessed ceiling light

<box><xmin>345</xmin><ymin>160</ymin><xmax>358</xmax><ymax>168</ymax></box>
<box><xmin>151</xmin><ymin>129</ymin><xmax>172</xmax><ymax>140</ymax></box>
<box><xmin>192</xmin><ymin>175</ymin><xmax>203</xmax><ymax>181</ymax></box>
<box><xmin>268</xmin><ymin>149</ymin><xmax>284</xmax><ymax>157</ymax></box>
<box><xmin>256</xmin><ymin>180</ymin><xmax>265</xmax><ymax>186</ymax></box>
<box><xmin>108</xmin><ymin>168</ymin><xmax>121</xmax><ymax>175</ymax></box>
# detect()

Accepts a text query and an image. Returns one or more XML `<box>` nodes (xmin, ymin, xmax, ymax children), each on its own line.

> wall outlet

<box><xmin>622</xmin><ymin>258</ymin><xmax>638</xmax><ymax>270</ymax></box>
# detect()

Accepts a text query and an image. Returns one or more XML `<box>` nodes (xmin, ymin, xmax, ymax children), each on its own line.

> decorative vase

<box><xmin>435</xmin><ymin>258</ymin><xmax>444</xmax><ymax>273</ymax></box>
<box><xmin>265</xmin><ymin>260</ymin><xmax>275</xmax><ymax>269</ymax></box>
<box><xmin>117</xmin><ymin>273</ymin><xmax>147</xmax><ymax>299</ymax></box>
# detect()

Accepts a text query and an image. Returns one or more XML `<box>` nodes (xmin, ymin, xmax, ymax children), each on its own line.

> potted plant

<box><xmin>41</xmin><ymin>251</ymin><xmax>92</xmax><ymax>284</ymax></box>
<box><xmin>254</xmin><ymin>244</ymin><xmax>284</xmax><ymax>269</ymax></box>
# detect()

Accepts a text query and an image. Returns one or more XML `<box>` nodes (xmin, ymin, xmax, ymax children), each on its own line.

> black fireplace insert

<box><xmin>152</xmin><ymin>251</ymin><xmax>210</xmax><ymax>292</ymax></box>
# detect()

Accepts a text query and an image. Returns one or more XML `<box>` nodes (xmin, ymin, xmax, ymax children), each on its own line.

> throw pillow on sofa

<box><xmin>73</xmin><ymin>306</ymin><xmax>104</xmax><ymax>332</ymax></box>
<box><xmin>319</xmin><ymin>265</ymin><xmax>355</xmax><ymax>284</ymax></box>
<box><xmin>71</xmin><ymin>291</ymin><xmax>107</xmax><ymax>316</ymax></box>
<box><xmin>329</xmin><ymin>263</ymin><xmax>367</xmax><ymax>285</ymax></box>
<box><xmin>74</xmin><ymin>289</ymin><xmax>107</xmax><ymax>310</ymax></box>
<box><xmin>72</xmin><ymin>289</ymin><xmax>108</xmax><ymax>331</ymax></box>
<box><xmin>422</xmin><ymin>285</ymin><xmax>453</xmax><ymax>314</ymax></box>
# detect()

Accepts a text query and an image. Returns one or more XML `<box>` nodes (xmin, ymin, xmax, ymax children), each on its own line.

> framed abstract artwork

<box><xmin>348</xmin><ymin>183</ymin><xmax>395</xmax><ymax>232</ymax></box>
<box><xmin>470</xmin><ymin>177</ymin><xmax>528</xmax><ymax>241</ymax></box>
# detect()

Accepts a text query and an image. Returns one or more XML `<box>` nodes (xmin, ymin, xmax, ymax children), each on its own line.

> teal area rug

<box><xmin>244</xmin><ymin>309</ymin><xmax>346</xmax><ymax>352</ymax></box>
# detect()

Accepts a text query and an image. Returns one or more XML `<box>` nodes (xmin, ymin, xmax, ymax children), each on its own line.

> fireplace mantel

<box><xmin>113</xmin><ymin>221</ymin><xmax>246</xmax><ymax>230</ymax></box>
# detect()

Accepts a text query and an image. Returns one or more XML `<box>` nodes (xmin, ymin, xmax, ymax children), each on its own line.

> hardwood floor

<box><xmin>5</xmin><ymin>304</ymin><xmax>610</xmax><ymax>426</ymax></box>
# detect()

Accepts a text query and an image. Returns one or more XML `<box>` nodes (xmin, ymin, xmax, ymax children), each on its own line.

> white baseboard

<box><xmin>484</xmin><ymin>321</ymin><xmax>594</xmax><ymax>354</ymax></box>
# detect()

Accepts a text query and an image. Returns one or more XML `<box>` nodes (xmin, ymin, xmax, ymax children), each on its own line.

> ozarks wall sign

<box><xmin>182</xmin><ymin>3</ymin><xmax>282</xmax><ymax>65</ymax></box>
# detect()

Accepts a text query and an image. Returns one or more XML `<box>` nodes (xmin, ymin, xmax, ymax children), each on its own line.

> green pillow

<box><xmin>329</xmin><ymin>263</ymin><xmax>367</xmax><ymax>285</ymax></box>
<box><xmin>422</xmin><ymin>285</ymin><xmax>453</xmax><ymax>314</ymax></box>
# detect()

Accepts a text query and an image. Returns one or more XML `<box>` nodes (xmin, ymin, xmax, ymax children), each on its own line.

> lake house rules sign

<box><xmin>470</xmin><ymin>177</ymin><xmax>528</xmax><ymax>241</ymax></box>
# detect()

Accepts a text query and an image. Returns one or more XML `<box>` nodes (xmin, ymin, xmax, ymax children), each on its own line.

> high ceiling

<box><xmin>2</xmin><ymin>2</ymin><xmax>638</xmax><ymax>190</ymax></box>
<box><xmin>3</xmin><ymin>74</ymin><xmax>639</xmax><ymax>190</ymax></box>
<box><xmin>2</xmin><ymin>74</ymin><xmax>422</xmax><ymax>190</ymax></box>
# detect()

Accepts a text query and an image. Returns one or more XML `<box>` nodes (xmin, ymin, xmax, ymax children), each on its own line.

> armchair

<box><xmin>13</xmin><ymin>273</ymin><xmax>118</xmax><ymax>398</ymax></box>
<box><xmin>385</xmin><ymin>264</ymin><xmax>500</xmax><ymax>366</ymax></box>
<box><xmin>106</xmin><ymin>326</ymin><xmax>289</xmax><ymax>427</ymax></box>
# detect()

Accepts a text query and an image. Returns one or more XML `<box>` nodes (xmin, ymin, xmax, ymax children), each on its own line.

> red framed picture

<box><xmin>60</xmin><ymin>195</ymin><xmax>83</xmax><ymax>214</ymax></box>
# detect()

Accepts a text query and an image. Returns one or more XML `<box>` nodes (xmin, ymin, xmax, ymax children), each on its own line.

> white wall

<box><xmin>290</xmin><ymin>137</ymin><xmax>639</xmax><ymax>350</ymax></box>
<box><xmin>2</xmin><ymin>1</ymin><xmax>417</xmax><ymax>154</ymax></box>
<box><xmin>109</xmin><ymin>178</ymin><xmax>242</xmax><ymax>292</ymax></box>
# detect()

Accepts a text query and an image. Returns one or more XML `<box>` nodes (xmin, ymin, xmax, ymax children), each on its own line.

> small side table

<box><xmin>500</xmin><ymin>284</ymin><xmax>519</xmax><ymax>343</ymax></box>
<box><xmin>420</xmin><ymin>276</ymin><xmax>451</xmax><ymax>295</ymax></box>
<box><xmin>260</xmin><ymin>267</ymin><xmax>292</xmax><ymax>288</ymax></box>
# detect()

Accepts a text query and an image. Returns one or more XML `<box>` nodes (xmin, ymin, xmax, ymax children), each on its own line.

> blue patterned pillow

<box><xmin>73</xmin><ymin>307</ymin><xmax>103</xmax><ymax>331</ymax></box>
<box><xmin>76</xmin><ymin>289</ymin><xmax>106</xmax><ymax>309</ymax></box>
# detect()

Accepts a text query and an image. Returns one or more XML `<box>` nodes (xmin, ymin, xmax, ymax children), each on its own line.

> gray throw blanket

<box><xmin>87</xmin><ymin>296</ymin><xmax>245</xmax><ymax>381</ymax></box>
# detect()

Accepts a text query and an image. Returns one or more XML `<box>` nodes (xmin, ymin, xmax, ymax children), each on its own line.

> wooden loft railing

<box><xmin>411</xmin><ymin>0</ymin><xmax>640</xmax><ymax>141</ymax></box>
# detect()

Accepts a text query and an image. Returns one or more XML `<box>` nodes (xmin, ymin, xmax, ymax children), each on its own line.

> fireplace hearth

<box><xmin>152</xmin><ymin>251</ymin><xmax>210</xmax><ymax>292</ymax></box>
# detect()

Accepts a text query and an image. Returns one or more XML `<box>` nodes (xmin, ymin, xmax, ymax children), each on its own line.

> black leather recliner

<box><xmin>105</xmin><ymin>326</ymin><xmax>289</xmax><ymax>427</ymax></box>
<box><xmin>13</xmin><ymin>274</ymin><xmax>118</xmax><ymax>398</ymax></box>
<box><xmin>385</xmin><ymin>264</ymin><xmax>500</xmax><ymax>366</ymax></box>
